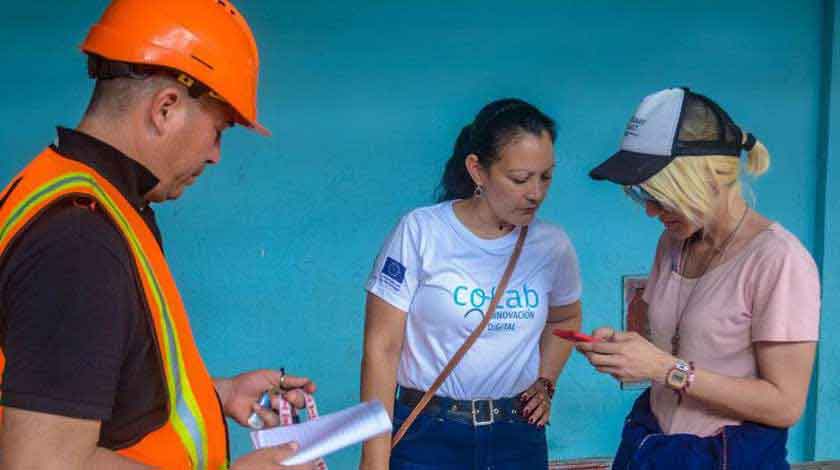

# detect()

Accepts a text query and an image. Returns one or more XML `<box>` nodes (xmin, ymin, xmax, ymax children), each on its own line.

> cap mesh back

<box><xmin>673</xmin><ymin>91</ymin><xmax>742</xmax><ymax>157</ymax></box>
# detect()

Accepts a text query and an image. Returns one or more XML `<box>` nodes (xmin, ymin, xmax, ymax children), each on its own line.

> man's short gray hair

<box><xmin>84</xmin><ymin>74</ymin><xmax>182</xmax><ymax>118</ymax></box>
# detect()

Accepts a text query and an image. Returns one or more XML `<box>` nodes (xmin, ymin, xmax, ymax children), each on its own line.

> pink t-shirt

<box><xmin>642</xmin><ymin>222</ymin><xmax>820</xmax><ymax>436</ymax></box>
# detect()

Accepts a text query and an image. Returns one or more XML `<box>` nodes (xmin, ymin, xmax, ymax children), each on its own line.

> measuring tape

<box><xmin>277</xmin><ymin>394</ymin><xmax>327</xmax><ymax>470</ymax></box>
<box><xmin>250</xmin><ymin>392</ymin><xmax>328</xmax><ymax>470</ymax></box>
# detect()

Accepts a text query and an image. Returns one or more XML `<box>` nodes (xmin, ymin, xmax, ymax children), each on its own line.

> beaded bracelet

<box><xmin>684</xmin><ymin>361</ymin><xmax>696</xmax><ymax>393</ymax></box>
<box><xmin>537</xmin><ymin>377</ymin><xmax>555</xmax><ymax>399</ymax></box>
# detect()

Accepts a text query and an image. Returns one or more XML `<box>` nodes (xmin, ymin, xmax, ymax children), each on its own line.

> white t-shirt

<box><xmin>365</xmin><ymin>201</ymin><xmax>582</xmax><ymax>400</ymax></box>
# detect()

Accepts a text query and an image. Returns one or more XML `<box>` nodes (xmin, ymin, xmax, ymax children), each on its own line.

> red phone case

<box><xmin>552</xmin><ymin>329</ymin><xmax>600</xmax><ymax>343</ymax></box>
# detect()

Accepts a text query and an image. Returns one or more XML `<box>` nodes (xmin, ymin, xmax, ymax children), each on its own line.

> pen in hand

<box><xmin>247</xmin><ymin>367</ymin><xmax>285</xmax><ymax>429</ymax></box>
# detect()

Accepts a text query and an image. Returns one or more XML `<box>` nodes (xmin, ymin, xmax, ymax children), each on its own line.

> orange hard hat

<box><xmin>81</xmin><ymin>0</ymin><xmax>269</xmax><ymax>136</ymax></box>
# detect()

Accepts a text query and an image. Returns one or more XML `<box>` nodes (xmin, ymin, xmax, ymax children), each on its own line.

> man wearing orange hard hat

<box><xmin>0</xmin><ymin>1</ymin><xmax>316</xmax><ymax>469</ymax></box>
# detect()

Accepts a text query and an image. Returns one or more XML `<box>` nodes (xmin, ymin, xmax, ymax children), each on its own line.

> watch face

<box><xmin>668</xmin><ymin>369</ymin><xmax>688</xmax><ymax>388</ymax></box>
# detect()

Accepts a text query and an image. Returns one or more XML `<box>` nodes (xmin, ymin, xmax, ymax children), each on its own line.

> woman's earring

<box><xmin>473</xmin><ymin>184</ymin><xmax>484</xmax><ymax>198</ymax></box>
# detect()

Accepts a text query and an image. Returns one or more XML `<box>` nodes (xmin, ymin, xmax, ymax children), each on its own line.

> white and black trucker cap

<box><xmin>590</xmin><ymin>87</ymin><xmax>752</xmax><ymax>185</ymax></box>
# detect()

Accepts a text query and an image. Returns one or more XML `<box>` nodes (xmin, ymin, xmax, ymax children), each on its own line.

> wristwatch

<box><xmin>665</xmin><ymin>359</ymin><xmax>692</xmax><ymax>391</ymax></box>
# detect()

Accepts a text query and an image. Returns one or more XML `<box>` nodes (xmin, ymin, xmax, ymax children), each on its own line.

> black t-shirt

<box><xmin>0</xmin><ymin>127</ymin><xmax>168</xmax><ymax>449</ymax></box>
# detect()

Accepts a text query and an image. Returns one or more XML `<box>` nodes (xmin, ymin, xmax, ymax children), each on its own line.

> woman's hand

<box><xmin>575</xmin><ymin>328</ymin><xmax>674</xmax><ymax>383</ymax></box>
<box><xmin>519</xmin><ymin>378</ymin><xmax>553</xmax><ymax>426</ymax></box>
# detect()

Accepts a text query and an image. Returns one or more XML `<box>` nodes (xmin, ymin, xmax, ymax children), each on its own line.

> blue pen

<box><xmin>247</xmin><ymin>367</ymin><xmax>284</xmax><ymax>430</ymax></box>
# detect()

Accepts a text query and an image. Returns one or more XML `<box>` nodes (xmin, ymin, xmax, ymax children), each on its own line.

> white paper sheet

<box><xmin>250</xmin><ymin>400</ymin><xmax>392</xmax><ymax>465</ymax></box>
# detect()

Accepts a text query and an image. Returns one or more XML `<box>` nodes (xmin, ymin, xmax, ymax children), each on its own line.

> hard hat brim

<box><xmin>247</xmin><ymin>120</ymin><xmax>271</xmax><ymax>137</ymax></box>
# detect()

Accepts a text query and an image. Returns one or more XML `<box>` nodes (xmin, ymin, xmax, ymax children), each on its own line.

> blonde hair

<box><xmin>640</xmin><ymin>132</ymin><xmax>770</xmax><ymax>226</ymax></box>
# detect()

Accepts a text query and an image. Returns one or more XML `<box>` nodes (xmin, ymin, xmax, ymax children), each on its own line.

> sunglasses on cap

<box><xmin>623</xmin><ymin>185</ymin><xmax>666</xmax><ymax>210</ymax></box>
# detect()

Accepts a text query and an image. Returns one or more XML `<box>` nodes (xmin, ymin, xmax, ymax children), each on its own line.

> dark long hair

<box><xmin>436</xmin><ymin>98</ymin><xmax>556</xmax><ymax>202</ymax></box>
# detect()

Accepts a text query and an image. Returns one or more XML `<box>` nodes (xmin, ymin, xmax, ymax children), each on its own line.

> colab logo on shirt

<box><xmin>454</xmin><ymin>284</ymin><xmax>538</xmax><ymax>332</ymax></box>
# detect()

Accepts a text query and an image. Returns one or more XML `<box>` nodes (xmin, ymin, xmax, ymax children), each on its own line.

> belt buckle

<box><xmin>471</xmin><ymin>398</ymin><xmax>495</xmax><ymax>426</ymax></box>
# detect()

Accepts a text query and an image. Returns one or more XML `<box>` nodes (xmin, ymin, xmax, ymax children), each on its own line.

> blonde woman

<box><xmin>582</xmin><ymin>88</ymin><xmax>820</xmax><ymax>468</ymax></box>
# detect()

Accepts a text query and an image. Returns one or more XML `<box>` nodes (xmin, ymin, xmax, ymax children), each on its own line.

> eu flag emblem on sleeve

<box><xmin>382</xmin><ymin>257</ymin><xmax>406</xmax><ymax>286</ymax></box>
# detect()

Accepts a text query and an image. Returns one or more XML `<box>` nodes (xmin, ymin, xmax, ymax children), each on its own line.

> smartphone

<box><xmin>552</xmin><ymin>329</ymin><xmax>601</xmax><ymax>343</ymax></box>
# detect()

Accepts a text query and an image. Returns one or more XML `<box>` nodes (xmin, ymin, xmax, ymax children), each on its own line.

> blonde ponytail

<box><xmin>743</xmin><ymin>133</ymin><xmax>770</xmax><ymax>176</ymax></box>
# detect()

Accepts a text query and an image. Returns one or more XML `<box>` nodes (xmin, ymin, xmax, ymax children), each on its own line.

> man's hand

<box><xmin>231</xmin><ymin>442</ymin><xmax>318</xmax><ymax>470</ymax></box>
<box><xmin>214</xmin><ymin>370</ymin><xmax>316</xmax><ymax>427</ymax></box>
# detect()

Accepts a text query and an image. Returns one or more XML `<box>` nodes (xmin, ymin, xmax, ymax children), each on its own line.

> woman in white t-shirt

<box><xmin>581</xmin><ymin>88</ymin><xmax>820</xmax><ymax>468</ymax></box>
<box><xmin>359</xmin><ymin>98</ymin><xmax>583</xmax><ymax>470</ymax></box>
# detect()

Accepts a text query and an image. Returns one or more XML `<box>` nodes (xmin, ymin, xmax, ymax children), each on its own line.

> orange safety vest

<box><xmin>0</xmin><ymin>148</ymin><xmax>229</xmax><ymax>470</ymax></box>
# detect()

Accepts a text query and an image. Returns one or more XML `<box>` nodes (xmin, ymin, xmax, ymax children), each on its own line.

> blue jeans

<box><xmin>613</xmin><ymin>389</ymin><xmax>789</xmax><ymax>470</ymax></box>
<box><xmin>389</xmin><ymin>400</ymin><xmax>548</xmax><ymax>469</ymax></box>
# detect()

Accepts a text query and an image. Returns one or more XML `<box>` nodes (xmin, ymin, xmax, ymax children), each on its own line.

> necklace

<box><xmin>670</xmin><ymin>206</ymin><xmax>750</xmax><ymax>355</ymax></box>
<box><xmin>464</xmin><ymin>199</ymin><xmax>514</xmax><ymax>236</ymax></box>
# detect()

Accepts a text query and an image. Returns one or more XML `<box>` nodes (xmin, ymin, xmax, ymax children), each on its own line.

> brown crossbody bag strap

<box><xmin>391</xmin><ymin>225</ymin><xmax>529</xmax><ymax>448</ymax></box>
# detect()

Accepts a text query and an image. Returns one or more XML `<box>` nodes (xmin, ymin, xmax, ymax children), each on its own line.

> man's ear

<box><xmin>149</xmin><ymin>86</ymin><xmax>184</xmax><ymax>135</ymax></box>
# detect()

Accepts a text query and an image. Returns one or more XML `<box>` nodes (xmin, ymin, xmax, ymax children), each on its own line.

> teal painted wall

<box><xmin>0</xmin><ymin>0</ymin><xmax>835</xmax><ymax>465</ymax></box>
<box><xmin>815</xmin><ymin>0</ymin><xmax>840</xmax><ymax>460</ymax></box>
